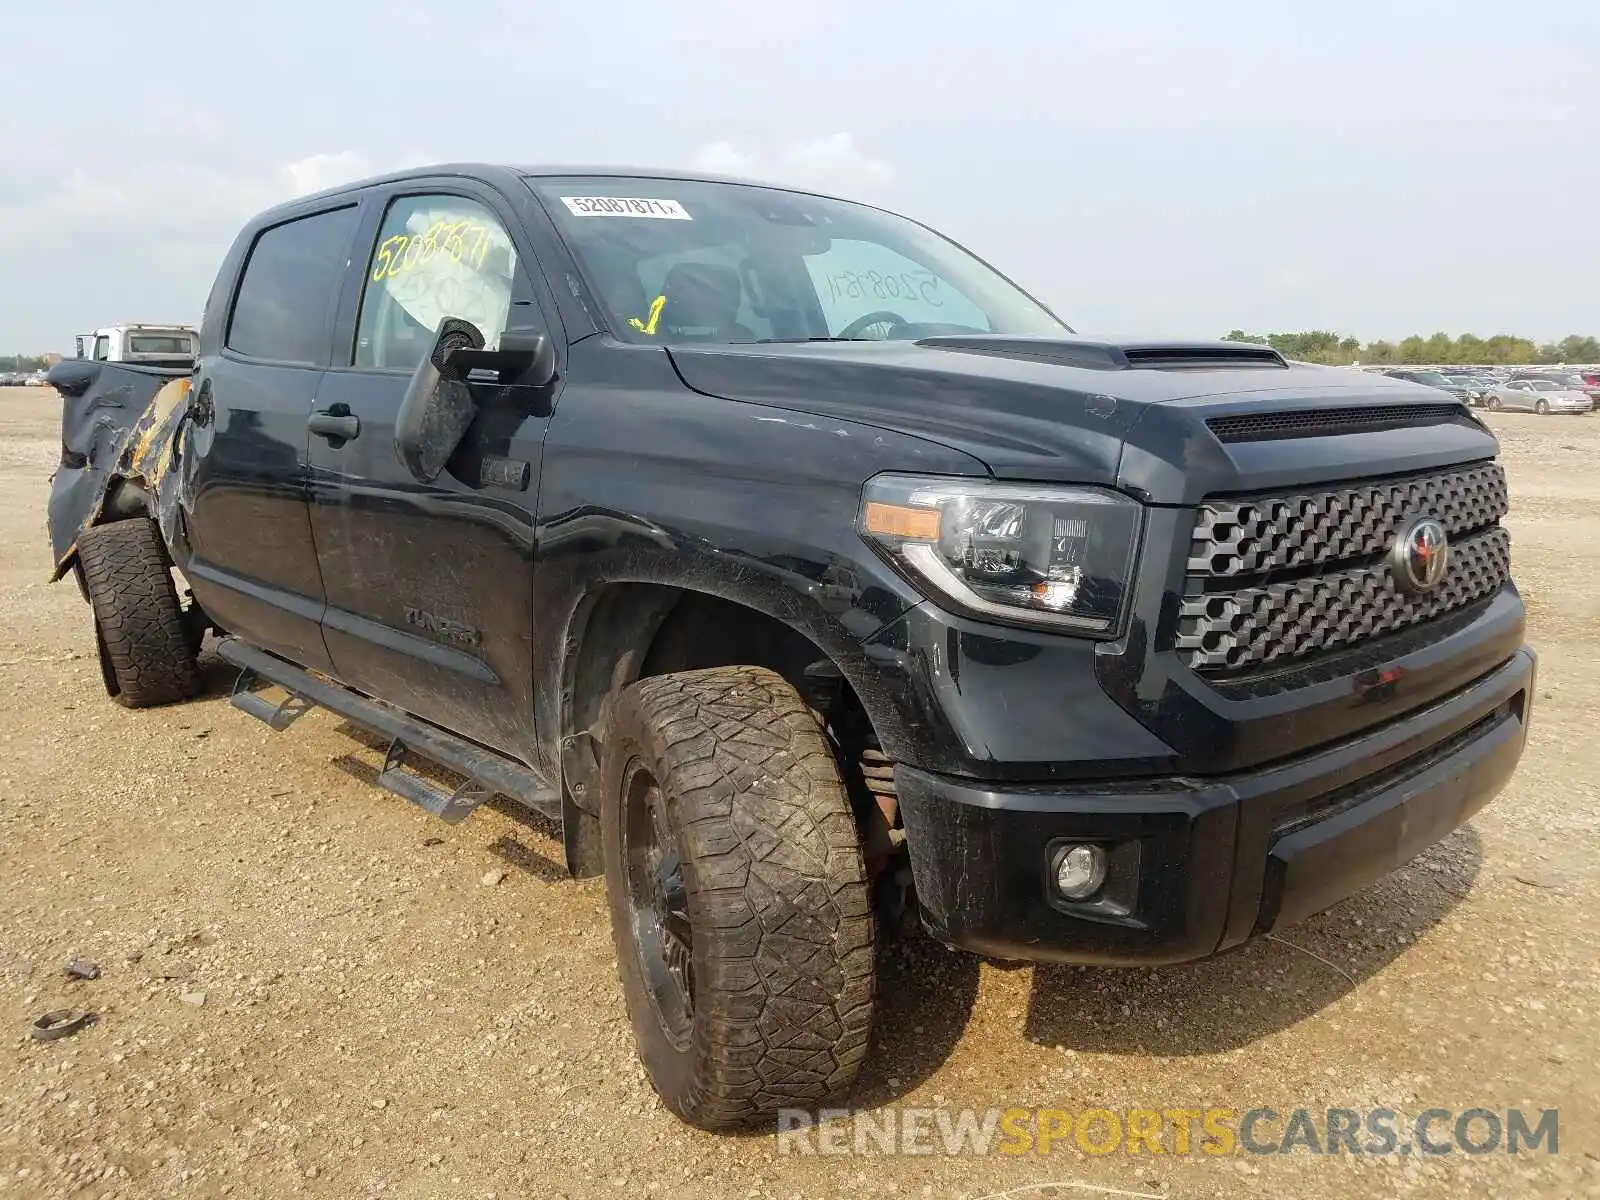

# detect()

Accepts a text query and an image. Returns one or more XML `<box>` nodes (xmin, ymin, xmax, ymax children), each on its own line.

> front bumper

<box><xmin>896</xmin><ymin>646</ymin><xmax>1534</xmax><ymax>965</ymax></box>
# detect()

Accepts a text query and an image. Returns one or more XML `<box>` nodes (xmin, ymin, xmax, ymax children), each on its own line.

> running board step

<box><xmin>231</xmin><ymin>666</ymin><xmax>317</xmax><ymax>730</ymax></box>
<box><xmin>217</xmin><ymin>637</ymin><xmax>561</xmax><ymax>824</ymax></box>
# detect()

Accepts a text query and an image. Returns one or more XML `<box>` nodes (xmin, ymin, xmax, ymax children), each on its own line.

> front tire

<box><xmin>1535</xmin><ymin>399</ymin><xmax>1550</xmax><ymax>415</ymax></box>
<box><xmin>76</xmin><ymin>519</ymin><xmax>199</xmax><ymax>707</ymax></box>
<box><xmin>600</xmin><ymin>665</ymin><xmax>876</xmax><ymax>1130</ymax></box>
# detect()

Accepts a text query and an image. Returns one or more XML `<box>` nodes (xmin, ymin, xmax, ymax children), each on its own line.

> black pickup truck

<box><xmin>48</xmin><ymin>164</ymin><xmax>1534</xmax><ymax>1131</ymax></box>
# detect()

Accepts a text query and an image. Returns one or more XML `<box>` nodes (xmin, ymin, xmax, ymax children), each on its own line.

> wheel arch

<box><xmin>554</xmin><ymin>574</ymin><xmax>912</xmax><ymax>877</ymax></box>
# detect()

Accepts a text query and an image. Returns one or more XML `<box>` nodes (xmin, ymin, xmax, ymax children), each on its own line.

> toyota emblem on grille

<box><xmin>1391</xmin><ymin>518</ymin><xmax>1450</xmax><ymax>594</ymax></box>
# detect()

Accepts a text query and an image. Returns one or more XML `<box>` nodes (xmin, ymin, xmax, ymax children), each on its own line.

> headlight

<box><xmin>858</xmin><ymin>474</ymin><xmax>1142</xmax><ymax>634</ymax></box>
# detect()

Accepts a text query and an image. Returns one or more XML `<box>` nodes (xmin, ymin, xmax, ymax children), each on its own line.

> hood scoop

<box><xmin>916</xmin><ymin>335</ymin><xmax>1287</xmax><ymax>371</ymax></box>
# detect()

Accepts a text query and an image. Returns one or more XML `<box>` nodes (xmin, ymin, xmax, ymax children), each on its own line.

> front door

<box><xmin>182</xmin><ymin>203</ymin><xmax>362</xmax><ymax>672</ymax></box>
<box><xmin>306</xmin><ymin>186</ymin><xmax>557</xmax><ymax>762</ymax></box>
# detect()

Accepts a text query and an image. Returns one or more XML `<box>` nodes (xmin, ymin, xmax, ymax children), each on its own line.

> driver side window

<box><xmin>803</xmin><ymin>239</ymin><xmax>989</xmax><ymax>336</ymax></box>
<box><xmin>354</xmin><ymin>194</ymin><xmax>518</xmax><ymax>372</ymax></box>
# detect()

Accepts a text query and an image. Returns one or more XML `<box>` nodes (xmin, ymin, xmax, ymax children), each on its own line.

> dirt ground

<box><xmin>1</xmin><ymin>385</ymin><xmax>1596</xmax><ymax>1200</ymax></box>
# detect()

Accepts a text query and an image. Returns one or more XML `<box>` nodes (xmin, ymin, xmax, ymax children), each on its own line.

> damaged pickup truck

<box><xmin>48</xmin><ymin>164</ymin><xmax>1535</xmax><ymax>1131</ymax></box>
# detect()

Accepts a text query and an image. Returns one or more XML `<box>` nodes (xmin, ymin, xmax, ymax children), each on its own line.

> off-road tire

<box><xmin>77</xmin><ymin>519</ymin><xmax>199</xmax><ymax>708</ymax></box>
<box><xmin>600</xmin><ymin>665</ymin><xmax>876</xmax><ymax>1130</ymax></box>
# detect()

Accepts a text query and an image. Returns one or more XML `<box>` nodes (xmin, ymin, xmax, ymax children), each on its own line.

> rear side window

<box><xmin>227</xmin><ymin>206</ymin><xmax>359</xmax><ymax>363</ymax></box>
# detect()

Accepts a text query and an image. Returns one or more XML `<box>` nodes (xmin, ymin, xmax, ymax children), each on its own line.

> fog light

<box><xmin>1053</xmin><ymin>844</ymin><xmax>1107</xmax><ymax>900</ymax></box>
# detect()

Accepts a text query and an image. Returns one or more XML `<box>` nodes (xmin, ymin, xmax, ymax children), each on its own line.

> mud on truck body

<box><xmin>48</xmin><ymin>164</ymin><xmax>1534</xmax><ymax>1131</ymax></box>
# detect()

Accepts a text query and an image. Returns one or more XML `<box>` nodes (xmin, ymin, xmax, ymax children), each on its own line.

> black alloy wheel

<box><xmin>620</xmin><ymin>759</ymin><xmax>695</xmax><ymax>1048</ymax></box>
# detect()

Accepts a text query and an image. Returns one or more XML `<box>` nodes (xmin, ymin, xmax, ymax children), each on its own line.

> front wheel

<box><xmin>600</xmin><ymin>665</ymin><xmax>876</xmax><ymax>1130</ymax></box>
<box><xmin>1535</xmin><ymin>399</ymin><xmax>1550</xmax><ymax>415</ymax></box>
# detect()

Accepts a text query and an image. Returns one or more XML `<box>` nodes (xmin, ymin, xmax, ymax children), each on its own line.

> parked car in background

<box><xmin>1488</xmin><ymin>379</ymin><xmax>1593</xmax><ymax>414</ymax></box>
<box><xmin>1444</xmin><ymin>374</ymin><xmax>1497</xmax><ymax>406</ymax></box>
<box><xmin>1381</xmin><ymin>368</ymin><xmax>1478</xmax><ymax>405</ymax></box>
<box><xmin>25</xmin><ymin>371</ymin><xmax>48</xmax><ymax>386</ymax></box>
<box><xmin>1509</xmin><ymin>370</ymin><xmax>1600</xmax><ymax>405</ymax></box>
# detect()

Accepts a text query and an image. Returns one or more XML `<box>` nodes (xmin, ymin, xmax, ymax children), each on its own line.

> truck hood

<box><xmin>666</xmin><ymin>337</ymin><xmax>1501</xmax><ymax>504</ymax></box>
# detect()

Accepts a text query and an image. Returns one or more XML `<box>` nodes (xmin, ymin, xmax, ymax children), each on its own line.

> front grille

<box><xmin>1207</xmin><ymin>403</ymin><xmax>1472</xmax><ymax>443</ymax></box>
<box><xmin>1177</xmin><ymin>462</ymin><xmax>1512</xmax><ymax>675</ymax></box>
<box><xmin>1188</xmin><ymin>461</ymin><xmax>1507</xmax><ymax>579</ymax></box>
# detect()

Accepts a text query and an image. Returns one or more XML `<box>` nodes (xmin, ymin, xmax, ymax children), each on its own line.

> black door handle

<box><xmin>309</xmin><ymin>407</ymin><xmax>360</xmax><ymax>442</ymax></box>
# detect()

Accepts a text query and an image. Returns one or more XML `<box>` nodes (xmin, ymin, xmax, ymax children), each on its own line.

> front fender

<box><xmin>550</xmin><ymin>534</ymin><xmax>921</xmax><ymax>755</ymax></box>
<box><xmin>531</xmin><ymin>340</ymin><xmax>991</xmax><ymax>776</ymax></box>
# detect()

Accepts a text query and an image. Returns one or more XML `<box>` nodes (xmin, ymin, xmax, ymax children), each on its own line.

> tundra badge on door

<box><xmin>404</xmin><ymin>607</ymin><xmax>482</xmax><ymax>647</ymax></box>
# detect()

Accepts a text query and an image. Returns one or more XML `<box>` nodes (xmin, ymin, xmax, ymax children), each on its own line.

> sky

<box><xmin>1</xmin><ymin>0</ymin><xmax>1595</xmax><ymax>354</ymax></box>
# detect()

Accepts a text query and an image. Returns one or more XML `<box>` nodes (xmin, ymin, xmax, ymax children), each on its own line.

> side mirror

<box><xmin>393</xmin><ymin>321</ymin><xmax>558</xmax><ymax>484</ymax></box>
<box><xmin>395</xmin><ymin>318</ymin><xmax>484</xmax><ymax>484</ymax></box>
<box><xmin>452</xmin><ymin>327</ymin><xmax>557</xmax><ymax>389</ymax></box>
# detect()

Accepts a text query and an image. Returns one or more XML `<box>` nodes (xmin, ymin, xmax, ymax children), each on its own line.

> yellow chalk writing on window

<box><xmin>371</xmin><ymin>221</ymin><xmax>495</xmax><ymax>283</ymax></box>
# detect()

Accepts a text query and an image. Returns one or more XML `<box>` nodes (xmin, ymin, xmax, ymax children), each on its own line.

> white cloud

<box><xmin>55</xmin><ymin>169</ymin><xmax>130</xmax><ymax>217</ymax></box>
<box><xmin>150</xmin><ymin>103</ymin><xmax>223</xmax><ymax>138</ymax></box>
<box><xmin>0</xmin><ymin>148</ymin><xmax>433</xmax><ymax>272</ymax></box>
<box><xmin>687</xmin><ymin>133</ymin><xmax>893</xmax><ymax>198</ymax></box>
<box><xmin>689</xmin><ymin>141</ymin><xmax>757</xmax><ymax>177</ymax></box>
<box><xmin>280</xmin><ymin>151</ymin><xmax>375</xmax><ymax>197</ymax></box>
<box><xmin>781</xmin><ymin>133</ymin><xmax>894</xmax><ymax>191</ymax></box>
<box><xmin>393</xmin><ymin>0</ymin><xmax>434</xmax><ymax>27</ymax></box>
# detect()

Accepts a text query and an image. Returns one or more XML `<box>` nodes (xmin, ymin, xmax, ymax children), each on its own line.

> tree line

<box><xmin>1223</xmin><ymin>331</ymin><xmax>1600</xmax><ymax>367</ymax></box>
<box><xmin>0</xmin><ymin>354</ymin><xmax>53</xmax><ymax>372</ymax></box>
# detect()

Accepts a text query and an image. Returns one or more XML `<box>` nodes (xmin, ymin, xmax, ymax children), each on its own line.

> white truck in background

<box><xmin>74</xmin><ymin>324</ymin><xmax>198</xmax><ymax>366</ymax></box>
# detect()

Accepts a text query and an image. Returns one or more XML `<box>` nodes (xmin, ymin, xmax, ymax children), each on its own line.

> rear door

<box><xmin>182</xmin><ymin>203</ymin><xmax>362</xmax><ymax>671</ymax></box>
<box><xmin>306</xmin><ymin>180</ymin><xmax>561</xmax><ymax>762</ymax></box>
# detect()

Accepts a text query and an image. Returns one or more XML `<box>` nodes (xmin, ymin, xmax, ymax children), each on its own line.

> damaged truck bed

<box><xmin>47</xmin><ymin>359</ymin><xmax>192</xmax><ymax>589</ymax></box>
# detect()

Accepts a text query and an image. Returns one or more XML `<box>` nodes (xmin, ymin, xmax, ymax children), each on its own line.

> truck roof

<box><xmin>254</xmin><ymin>162</ymin><xmax>842</xmax><ymax>224</ymax></box>
<box><xmin>86</xmin><ymin>324</ymin><xmax>197</xmax><ymax>334</ymax></box>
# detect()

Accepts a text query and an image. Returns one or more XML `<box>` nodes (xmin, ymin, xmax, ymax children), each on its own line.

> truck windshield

<box><xmin>528</xmin><ymin>176</ymin><xmax>1067</xmax><ymax>345</ymax></box>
